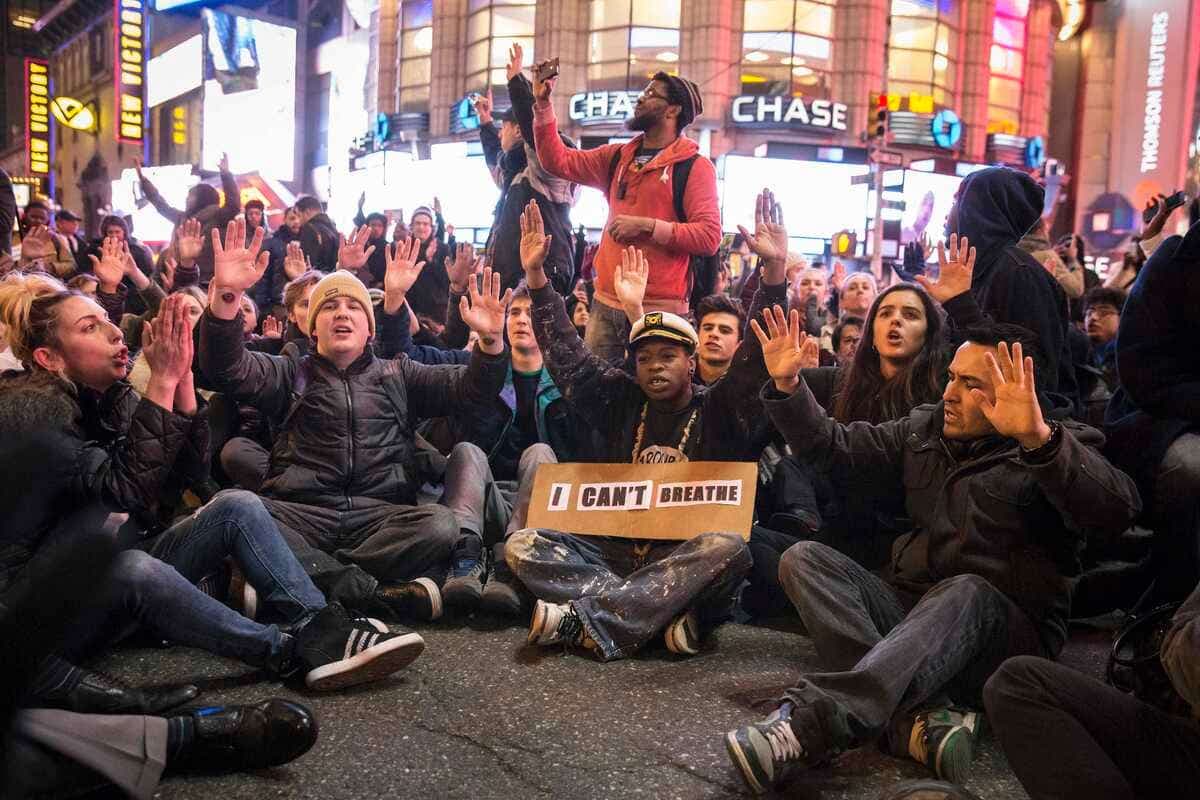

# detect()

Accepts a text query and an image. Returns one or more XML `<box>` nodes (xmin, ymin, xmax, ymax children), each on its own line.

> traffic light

<box><xmin>871</xmin><ymin>93</ymin><xmax>890</xmax><ymax>140</ymax></box>
<box><xmin>831</xmin><ymin>229</ymin><xmax>856</xmax><ymax>257</ymax></box>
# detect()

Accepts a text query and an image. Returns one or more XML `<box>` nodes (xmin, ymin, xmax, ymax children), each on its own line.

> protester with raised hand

<box><xmin>336</xmin><ymin>224</ymin><xmax>378</xmax><ymax>287</ymax></box>
<box><xmin>529</xmin><ymin>58</ymin><xmax>720</xmax><ymax>363</ymax></box>
<box><xmin>503</xmin><ymin>193</ymin><xmax>784</xmax><ymax>661</ymax></box>
<box><xmin>200</xmin><ymin>218</ymin><xmax>511</xmax><ymax>624</ymax></box>
<box><xmin>723</xmin><ymin>307</ymin><xmax>1139</xmax><ymax>793</ymax></box>
<box><xmin>0</xmin><ymin>274</ymin><xmax>425</xmax><ymax>693</ymax></box>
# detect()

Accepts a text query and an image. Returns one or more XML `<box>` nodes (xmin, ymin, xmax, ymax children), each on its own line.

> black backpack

<box><xmin>605</xmin><ymin>149</ymin><xmax>720</xmax><ymax>308</ymax></box>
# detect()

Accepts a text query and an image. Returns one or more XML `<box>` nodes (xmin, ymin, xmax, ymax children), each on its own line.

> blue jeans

<box><xmin>65</xmin><ymin>491</ymin><xmax>325</xmax><ymax>669</ymax></box>
<box><xmin>777</xmin><ymin>541</ymin><xmax>1047</xmax><ymax>757</ymax></box>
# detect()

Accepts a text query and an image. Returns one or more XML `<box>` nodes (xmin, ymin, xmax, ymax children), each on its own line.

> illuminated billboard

<box><xmin>147</xmin><ymin>35</ymin><xmax>203</xmax><ymax>108</ymax></box>
<box><xmin>200</xmin><ymin>10</ymin><xmax>296</xmax><ymax>180</ymax></box>
<box><xmin>722</xmin><ymin>155</ymin><xmax>869</xmax><ymax>244</ymax></box>
<box><xmin>25</xmin><ymin>59</ymin><xmax>50</xmax><ymax>175</ymax></box>
<box><xmin>114</xmin><ymin>0</ymin><xmax>147</xmax><ymax>143</ymax></box>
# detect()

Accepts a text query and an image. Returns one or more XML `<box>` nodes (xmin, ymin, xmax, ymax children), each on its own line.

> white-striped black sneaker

<box><xmin>296</xmin><ymin>603</ymin><xmax>424</xmax><ymax>691</ymax></box>
<box><xmin>725</xmin><ymin>703</ymin><xmax>810</xmax><ymax>794</ymax></box>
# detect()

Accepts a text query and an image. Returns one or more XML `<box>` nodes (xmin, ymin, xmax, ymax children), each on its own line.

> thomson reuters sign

<box><xmin>25</xmin><ymin>59</ymin><xmax>50</xmax><ymax>175</ymax></box>
<box><xmin>113</xmin><ymin>0</ymin><xmax>146</xmax><ymax>143</ymax></box>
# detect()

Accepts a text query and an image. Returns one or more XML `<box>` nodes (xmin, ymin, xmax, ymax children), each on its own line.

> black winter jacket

<box><xmin>528</xmin><ymin>280</ymin><xmax>787</xmax><ymax>463</ymax></box>
<box><xmin>950</xmin><ymin>167</ymin><xmax>1077</xmax><ymax>413</ymax></box>
<box><xmin>763</xmin><ymin>378</ymin><xmax>1141</xmax><ymax>654</ymax></box>
<box><xmin>199</xmin><ymin>310</ymin><xmax>509</xmax><ymax>508</ymax></box>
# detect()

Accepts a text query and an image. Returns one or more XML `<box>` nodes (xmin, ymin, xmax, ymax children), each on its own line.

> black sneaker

<box><xmin>479</xmin><ymin>556</ymin><xmax>527</xmax><ymax>617</ymax></box>
<box><xmin>664</xmin><ymin>608</ymin><xmax>702</xmax><ymax>655</ymax></box>
<box><xmin>295</xmin><ymin>602</ymin><xmax>425</xmax><ymax>691</ymax></box>
<box><xmin>443</xmin><ymin>538</ymin><xmax>487</xmax><ymax>612</ymax></box>
<box><xmin>905</xmin><ymin>708</ymin><xmax>981</xmax><ymax>784</ymax></box>
<box><xmin>527</xmin><ymin>600</ymin><xmax>595</xmax><ymax>649</ymax></box>
<box><xmin>374</xmin><ymin>577</ymin><xmax>443</xmax><ymax>621</ymax></box>
<box><xmin>725</xmin><ymin>703</ymin><xmax>811</xmax><ymax>795</ymax></box>
<box><xmin>168</xmin><ymin>698</ymin><xmax>318</xmax><ymax>773</ymax></box>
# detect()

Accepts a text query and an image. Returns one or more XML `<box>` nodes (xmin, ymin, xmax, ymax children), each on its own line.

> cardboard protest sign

<box><xmin>526</xmin><ymin>461</ymin><xmax>757</xmax><ymax>541</ymax></box>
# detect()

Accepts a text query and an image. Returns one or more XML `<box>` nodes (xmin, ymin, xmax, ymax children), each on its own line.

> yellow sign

<box><xmin>114</xmin><ymin>0</ymin><xmax>146</xmax><ymax>143</ymax></box>
<box><xmin>171</xmin><ymin>105</ymin><xmax>187</xmax><ymax>145</ymax></box>
<box><xmin>878</xmin><ymin>92</ymin><xmax>937</xmax><ymax>114</ymax></box>
<box><xmin>25</xmin><ymin>59</ymin><xmax>50</xmax><ymax>175</ymax></box>
<box><xmin>50</xmin><ymin>96</ymin><xmax>97</xmax><ymax>132</ymax></box>
<box><xmin>526</xmin><ymin>461</ymin><xmax>758</xmax><ymax>541</ymax></box>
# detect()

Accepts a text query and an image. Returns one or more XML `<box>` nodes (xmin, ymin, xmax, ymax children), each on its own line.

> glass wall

<box><xmin>588</xmin><ymin>0</ymin><xmax>682</xmax><ymax>92</ymax></box>
<box><xmin>887</xmin><ymin>0</ymin><xmax>958</xmax><ymax>107</ymax></box>
<box><xmin>464</xmin><ymin>0</ymin><xmax>536</xmax><ymax>95</ymax></box>
<box><xmin>739</xmin><ymin>0</ymin><xmax>836</xmax><ymax>99</ymax></box>
<box><xmin>987</xmin><ymin>0</ymin><xmax>1027</xmax><ymax>133</ymax></box>
<box><xmin>397</xmin><ymin>0</ymin><xmax>433</xmax><ymax>114</ymax></box>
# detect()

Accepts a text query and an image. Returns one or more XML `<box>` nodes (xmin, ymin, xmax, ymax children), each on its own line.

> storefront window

<box><xmin>887</xmin><ymin>0</ymin><xmax>958</xmax><ymax>107</ymax></box>
<box><xmin>588</xmin><ymin>0</ymin><xmax>682</xmax><ymax>92</ymax></box>
<box><xmin>987</xmin><ymin>0</ymin><xmax>1027</xmax><ymax>133</ymax></box>
<box><xmin>464</xmin><ymin>0</ymin><xmax>535</xmax><ymax>95</ymax></box>
<box><xmin>397</xmin><ymin>0</ymin><xmax>433</xmax><ymax>114</ymax></box>
<box><xmin>740</xmin><ymin>0</ymin><xmax>835</xmax><ymax>99</ymax></box>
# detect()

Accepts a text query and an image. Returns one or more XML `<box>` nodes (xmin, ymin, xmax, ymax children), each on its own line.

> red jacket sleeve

<box><xmin>532</xmin><ymin>101</ymin><xmax>621</xmax><ymax>193</ymax></box>
<box><xmin>668</xmin><ymin>156</ymin><xmax>722</xmax><ymax>256</ymax></box>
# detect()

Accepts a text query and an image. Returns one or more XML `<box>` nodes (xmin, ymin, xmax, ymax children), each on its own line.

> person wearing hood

<box><xmin>529</xmin><ymin>63</ymin><xmax>721</xmax><ymax>364</ymax></box>
<box><xmin>942</xmin><ymin>166</ymin><xmax>1078</xmax><ymax>413</ymax></box>
<box><xmin>294</xmin><ymin>195</ymin><xmax>339</xmax><ymax>272</ymax></box>
<box><xmin>85</xmin><ymin>216</ymin><xmax>156</xmax><ymax>316</ymax></box>
<box><xmin>135</xmin><ymin>154</ymin><xmax>241</xmax><ymax>286</ymax></box>
<box><xmin>1105</xmin><ymin>216</ymin><xmax>1200</xmax><ymax>607</ymax></box>
<box><xmin>402</xmin><ymin>205</ymin><xmax>451</xmax><ymax>324</ymax></box>
<box><xmin>473</xmin><ymin>44</ymin><xmax>578</xmax><ymax>296</ymax></box>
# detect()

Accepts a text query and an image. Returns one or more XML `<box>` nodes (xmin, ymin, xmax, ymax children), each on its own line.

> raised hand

<box><xmin>382</xmin><ymin>237</ymin><xmax>426</xmax><ymax>314</ymax></box>
<box><xmin>176</xmin><ymin>218</ymin><xmax>203</xmax><ymax>265</ymax></box>
<box><xmin>161</xmin><ymin>255</ymin><xmax>177</xmax><ymax>291</ymax></box>
<box><xmin>831</xmin><ymin>260</ymin><xmax>846</xmax><ymax>292</ymax></box>
<box><xmin>212</xmin><ymin>216</ymin><xmax>268</xmax><ymax>293</ymax></box>
<box><xmin>1142</xmin><ymin>193</ymin><xmax>1176</xmax><ymax>240</ymax></box>
<box><xmin>799</xmin><ymin>333</ymin><xmax>821</xmax><ymax>370</ymax></box>
<box><xmin>459</xmin><ymin>267</ymin><xmax>513</xmax><ymax>354</ymax></box>
<box><xmin>472</xmin><ymin>89</ymin><xmax>494</xmax><ymax>125</ymax></box>
<box><xmin>750</xmin><ymin>305</ymin><xmax>810</xmax><ymax>394</ymax></box>
<box><xmin>20</xmin><ymin>225</ymin><xmax>56</xmax><ymax>261</ymax></box>
<box><xmin>337</xmin><ymin>225</ymin><xmax>376</xmax><ymax>271</ymax></box>
<box><xmin>506</xmin><ymin>42</ymin><xmax>524</xmax><ymax>81</ymax></box>
<box><xmin>972</xmin><ymin>341</ymin><xmax>1051</xmax><ymax>450</ymax></box>
<box><xmin>142</xmin><ymin>293</ymin><xmax>195</xmax><ymax>386</ymax></box>
<box><xmin>433</xmin><ymin>196</ymin><xmax>442</xmax><ymax>216</ymax></box>
<box><xmin>447</xmin><ymin>242</ymin><xmax>478</xmax><ymax>292</ymax></box>
<box><xmin>88</xmin><ymin>236</ymin><xmax>127</xmax><ymax>292</ymax></box>
<box><xmin>613</xmin><ymin>245</ymin><xmax>649</xmax><ymax>319</ymax></box>
<box><xmin>532</xmin><ymin>59</ymin><xmax>557</xmax><ymax>103</ymax></box>
<box><xmin>737</xmin><ymin>188</ymin><xmax>788</xmax><ymax>280</ymax></box>
<box><xmin>392</xmin><ymin>217</ymin><xmax>409</xmax><ymax>242</ymax></box>
<box><xmin>218</xmin><ymin>152</ymin><xmax>230</xmax><ymax>173</ymax></box>
<box><xmin>519</xmin><ymin>199</ymin><xmax>551</xmax><ymax>288</ymax></box>
<box><xmin>262</xmin><ymin>315</ymin><xmax>284</xmax><ymax>339</ymax></box>
<box><xmin>916</xmin><ymin>234</ymin><xmax>975</xmax><ymax>304</ymax></box>
<box><xmin>284</xmin><ymin>241</ymin><xmax>308</xmax><ymax>281</ymax></box>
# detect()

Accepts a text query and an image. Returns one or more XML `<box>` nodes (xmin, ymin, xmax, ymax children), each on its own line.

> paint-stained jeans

<box><xmin>505</xmin><ymin>528</ymin><xmax>751</xmax><ymax>661</ymax></box>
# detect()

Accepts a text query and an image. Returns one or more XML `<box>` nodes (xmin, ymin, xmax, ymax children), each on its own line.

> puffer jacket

<box><xmin>763</xmin><ymin>379</ymin><xmax>1141</xmax><ymax>655</ymax></box>
<box><xmin>0</xmin><ymin>370</ymin><xmax>208</xmax><ymax>587</ymax></box>
<box><xmin>199</xmin><ymin>310</ymin><xmax>509</xmax><ymax>509</ymax></box>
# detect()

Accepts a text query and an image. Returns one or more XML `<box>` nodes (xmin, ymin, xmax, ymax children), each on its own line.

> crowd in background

<box><xmin>0</xmin><ymin>47</ymin><xmax>1198</xmax><ymax>800</ymax></box>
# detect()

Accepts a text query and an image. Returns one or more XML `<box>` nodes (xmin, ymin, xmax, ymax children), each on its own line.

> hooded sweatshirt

<box><xmin>533</xmin><ymin>102</ymin><xmax>721</xmax><ymax>315</ymax></box>
<box><xmin>949</xmin><ymin>167</ymin><xmax>1077</xmax><ymax>412</ymax></box>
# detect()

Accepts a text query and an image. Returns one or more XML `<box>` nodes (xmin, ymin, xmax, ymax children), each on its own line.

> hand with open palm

<box><xmin>460</xmin><ymin>267</ymin><xmax>513</xmax><ymax>354</ymax></box>
<box><xmin>974</xmin><ymin>341</ymin><xmax>1052</xmax><ymax>450</ymax></box>
<box><xmin>750</xmin><ymin>305</ymin><xmax>811</xmax><ymax>394</ymax></box>
<box><xmin>383</xmin><ymin>237</ymin><xmax>426</xmax><ymax>314</ymax></box>
<box><xmin>737</xmin><ymin>188</ymin><xmax>788</xmax><ymax>283</ymax></box>
<box><xmin>916</xmin><ymin>234</ymin><xmax>975</xmax><ymax>305</ymax></box>
<box><xmin>519</xmin><ymin>199</ymin><xmax>551</xmax><ymax>289</ymax></box>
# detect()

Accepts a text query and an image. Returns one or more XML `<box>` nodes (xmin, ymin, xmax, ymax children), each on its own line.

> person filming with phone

<box><xmin>528</xmin><ymin>58</ymin><xmax>721</xmax><ymax>364</ymax></box>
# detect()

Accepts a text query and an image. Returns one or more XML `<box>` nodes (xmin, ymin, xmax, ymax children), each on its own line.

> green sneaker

<box><xmin>906</xmin><ymin>708</ymin><xmax>981</xmax><ymax>784</ymax></box>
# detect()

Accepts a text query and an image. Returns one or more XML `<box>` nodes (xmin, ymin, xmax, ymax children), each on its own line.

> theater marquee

<box><xmin>25</xmin><ymin>59</ymin><xmax>50</xmax><ymax>175</ymax></box>
<box><xmin>114</xmin><ymin>0</ymin><xmax>146</xmax><ymax>143</ymax></box>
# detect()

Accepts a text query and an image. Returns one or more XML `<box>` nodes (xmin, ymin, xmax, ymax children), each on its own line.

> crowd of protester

<box><xmin>1</xmin><ymin>50</ymin><xmax>1198</xmax><ymax>800</ymax></box>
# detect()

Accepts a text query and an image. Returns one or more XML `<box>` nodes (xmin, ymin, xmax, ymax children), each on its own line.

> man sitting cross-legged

<box><xmin>503</xmin><ymin>192</ymin><xmax>788</xmax><ymax>660</ymax></box>
<box><xmin>724</xmin><ymin>309</ymin><xmax>1141</xmax><ymax>793</ymax></box>
<box><xmin>199</xmin><ymin>219</ymin><xmax>511</xmax><ymax>623</ymax></box>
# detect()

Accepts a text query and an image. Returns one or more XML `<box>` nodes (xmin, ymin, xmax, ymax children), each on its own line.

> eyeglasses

<box><xmin>639</xmin><ymin>88</ymin><xmax>670</xmax><ymax>102</ymax></box>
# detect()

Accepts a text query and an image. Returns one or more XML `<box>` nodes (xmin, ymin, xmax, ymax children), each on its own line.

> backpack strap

<box><xmin>279</xmin><ymin>350</ymin><xmax>312</xmax><ymax>432</ymax></box>
<box><xmin>605</xmin><ymin>147</ymin><xmax>623</xmax><ymax>201</ymax></box>
<box><xmin>671</xmin><ymin>154</ymin><xmax>699</xmax><ymax>223</ymax></box>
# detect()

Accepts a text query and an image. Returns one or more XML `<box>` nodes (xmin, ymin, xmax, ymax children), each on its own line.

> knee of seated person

<box><xmin>693</xmin><ymin>531</ymin><xmax>750</xmax><ymax>564</ymax></box>
<box><xmin>423</xmin><ymin>504</ymin><xmax>461</xmax><ymax>541</ymax></box>
<box><xmin>778</xmin><ymin>539</ymin><xmax>834</xmax><ymax>580</ymax></box>
<box><xmin>1160</xmin><ymin>437</ymin><xmax>1200</xmax><ymax>491</ymax></box>
<box><xmin>505</xmin><ymin>528</ymin><xmax>539</xmax><ymax>569</ymax></box>
<box><xmin>983</xmin><ymin>655</ymin><xmax>1049</xmax><ymax>708</ymax></box>
<box><xmin>207</xmin><ymin>488</ymin><xmax>268</xmax><ymax>517</ymax></box>
<box><xmin>447</xmin><ymin>441</ymin><xmax>488</xmax><ymax>468</ymax></box>
<box><xmin>519</xmin><ymin>443</ymin><xmax>557</xmax><ymax>470</ymax></box>
<box><xmin>929</xmin><ymin>573</ymin><xmax>1000</xmax><ymax>603</ymax></box>
<box><xmin>111</xmin><ymin>549</ymin><xmax>170</xmax><ymax>588</ymax></box>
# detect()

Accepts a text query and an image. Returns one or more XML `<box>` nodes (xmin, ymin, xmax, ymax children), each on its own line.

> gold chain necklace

<box><xmin>630</xmin><ymin>402</ymin><xmax>699</xmax><ymax>462</ymax></box>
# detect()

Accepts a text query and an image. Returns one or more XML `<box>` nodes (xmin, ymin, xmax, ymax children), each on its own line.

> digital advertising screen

<box><xmin>721</xmin><ymin>155</ymin><xmax>870</xmax><ymax>244</ymax></box>
<box><xmin>200</xmin><ymin>10</ymin><xmax>296</xmax><ymax>180</ymax></box>
<box><xmin>111</xmin><ymin>164</ymin><xmax>200</xmax><ymax>245</ymax></box>
<box><xmin>899</xmin><ymin>170</ymin><xmax>963</xmax><ymax>248</ymax></box>
<box><xmin>147</xmin><ymin>35</ymin><xmax>203</xmax><ymax>109</ymax></box>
